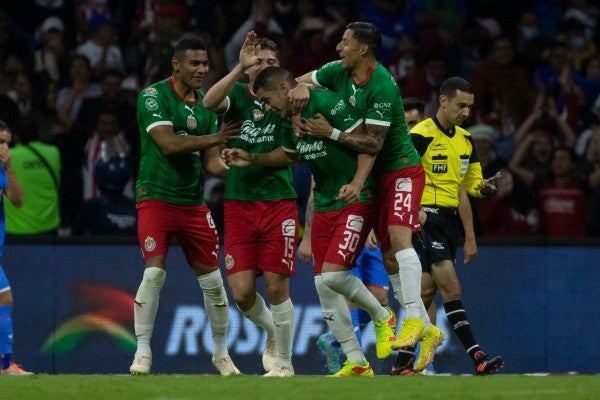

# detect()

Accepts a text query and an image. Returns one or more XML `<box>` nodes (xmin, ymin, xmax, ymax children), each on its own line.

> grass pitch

<box><xmin>2</xmin><ymin>374</ymin><xmax>598</xmax><ymax>400</ymax></box>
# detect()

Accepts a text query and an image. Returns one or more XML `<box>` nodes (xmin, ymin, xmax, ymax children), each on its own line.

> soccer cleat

<box><xmin>263</xmin><ymin>364</ymin><xmax>294</xmax><ymax>377</ymax></box>
<box><xmin>392</xmin><ymin>317</ymin><xmax>425</xmax><ymax>349</ymax></box>
<box><xmin>474</xmin><ymin>350</ymin><xmax>504</xmax><ymax>375</ymax></box>
<box><xmin>390</xmin><ymin>364</ymin><xmax>418</xmax><ymax>375</ymax></box>
<box><xmin>130</xmin><ymin>353</ymin><xmax>152</xmax><ymax>375</ymax></box>
<box><xmin>262</xmin><ymin>337</ymin><xmax>277</xmax><ymax>372</ymax></box>
<box><xmin>316</xmin><ymin>332</ymin><xmax>343</xmax><ymax>373</ymax></box>
<box><xmin>0</xmin><ymin>362</ymin><xmax>33</xmax><ymax>376</ymax></box>
<box><xmin>413</xmin><ymin>325</ymin><xmax>444</xmax><ymax>372</ymax></box>
<box><xmin>212</xmin><ymin>355</ymin><xmax>242</xmax><ymax>376</ymax></box>
<box><xmin>373</xmin><ymin>306</ymin><xmax>396</xmax><ymax>359</ymax></box>
<box><xmin>329</xmin><ymin>361</ymin><xmax>374</xmax><ymax>377</ymax></box>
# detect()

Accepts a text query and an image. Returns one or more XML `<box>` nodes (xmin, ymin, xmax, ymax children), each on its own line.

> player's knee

<box><xmin>142</xmin><ymin>267</ymin><xmax>166</xmax><ymax>287</ymax></box>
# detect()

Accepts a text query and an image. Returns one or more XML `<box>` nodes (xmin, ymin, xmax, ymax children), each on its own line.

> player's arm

<box><xmin>288</xmin><ymin>72</ymin><xmax>319</xmax><ymax>114</ymax></box>
<box><xmin>203</xmin><ymin>146</ymin><xmax>229</xmax><ymax>180</ymax></box>
<box><xmin>149</xmin><ymin>120</ymin><xmax>240</xmax><ymax>155</ymax></box>
<box><xmin>458</xmin><ymin>184</ymin><xmax>477</xmax><ymax>264</ymax></box>
<box><xmin>203</xmin><ymin>31</ymin><xmax>260</xmax><ymax>113</ymax></box>
<box><xmin>222</xmin><ymin>146</ymin><xmax>299</xmax><ymax>167</ymax></box>
<box><xmin>0</xmin><ymin>148</ymin><xmax>24</xmax><ymax>208</ymax></box>
<box><xmin>337</xmin><ymin>153</ymin><xmax>376</xmax><ymax>204</ymax></box>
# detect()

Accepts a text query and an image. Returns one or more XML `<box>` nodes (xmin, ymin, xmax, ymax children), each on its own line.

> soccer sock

<box><xmin>0</xmin><ymin>305</ymin><xmax>13</xmax><ymax>369</ymax></box>
<box><xmin>388</xmin><ymin>272</ymin><xmax>406</xmax><ymax>308</ymax></box>
<box><xmin>349</xmin><ymin>308</ymin><xmax>362</xmax><ymax>346</ymax></box>
<box><xmin>321</xmin><ymin>271</ymin><xmax>388</xmax><ymax>322</ymax></box>
<box><xmin>271</xmin><ymin>298</ymin><xmax>294</xmax><ymax>365</ymax></box>
<box><xmin>133</xmin><ymin>267</ymin><xmax>165</xmax><ymax>355</ymax></box>
<box><xmin>241</xmin><ymin>293</ymin><xmax>275</xmax><ymax>338</ymax></box>
<box><xmin>395</xmin><ymin>248</ymin><xmax>422</xmax><ymax>319</ymax></box>
<box><xmin>443</xmin><ymin>300</ymin><xmax>481</xmax><ymax>359</ymax></box>
<box><xmin>197</xmin><ymin>269</ymin><xmax>230</xmax><ymax>358</ymax></box>
<box><xmin>314</xmin><ymin>275</ymin><xmax>366</xmax><ymax>365</ymax></box>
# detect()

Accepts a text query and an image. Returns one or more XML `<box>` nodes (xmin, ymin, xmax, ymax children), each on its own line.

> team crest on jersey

<box><xmin>346</xmin><ymin>215</ymin><xmax>364</xmax><ymax>233</ymax></box>
<box><xmin>252</xmin><ymin>109</ymin><xmax>264</xmax><ymax>121</ymax></box>
<box><xmin>186</xmin><ymin>115</ymin><xmax>197</xmax><ymax>130</ymax></box>
<box><xmin>395</xmin><ymin>177</ymin><xmax>413</xmax><ymax>192</ymax></box>
<box><xmin>145</xmin><ymin>98</ymin><xmax>158</xmax><ymax>111</ymax></box>
<box><xmin>281</xmin><ymin>219</ymin><xmax>296</xmax><ymax>237</ymax></box>
<box><xmin>432</xmin><ymin>164</ymin><xmax>448</xmax><ymax>173</ymax></box>
<box><xmin>144</xmin><ymin>236</ymin><xmax>156</xmax><ymax>252</ymax></box>
<box><xmin>224</xmin><ymin>254</ymin><xmax>234</xmax><ymax>269</ymax></box>
<box><xmin>143</xmin><ymin>87</ymin><xmax>158</xmax><ymax>97</ymax></box>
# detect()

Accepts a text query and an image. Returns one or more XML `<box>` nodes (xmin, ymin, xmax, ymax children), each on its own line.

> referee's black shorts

<box><xmin>413</xmin><ymin>206</ymin><xmax>459</xmax><ymax>272</ymax></box>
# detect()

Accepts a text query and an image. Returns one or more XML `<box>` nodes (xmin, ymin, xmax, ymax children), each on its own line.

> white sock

<box><xmin>388</xmin><ymin>272</ymin><xmax>406</xmax><ymax>308</ymax></box>
<box><xmin>314</xmin><ymin>275</ymin><xmax>366</xmax><ymax>365</ymax></box>
<box><xmin>395</xmin><ymin>248</ymin><xmax>422</xmax><ymax>319</ymax></box>
<box><xmin>321</xmin><ymin>271</ymin><xmax>388</xmax><ymax>322</ymax></box>
<box><xmin>133</xmin><ymin>267</ymin><xmax>166</xmax><ymax>355</ymax></box>
<box><xmin>197</xmin><ymin>269</ymin><xmax>230</xmax><ymax>358</ymax></box>
<box><xmin>241</xmin><ymin>293</ymin><xmax>275</xmax><ymax>338</ymax></box>
<box><xmin>271</xmin><ymin>298</ymin><xmax>294</xmax><ymax>365</ymax></box>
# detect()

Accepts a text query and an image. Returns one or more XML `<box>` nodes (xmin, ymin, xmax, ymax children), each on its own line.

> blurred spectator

<box><xmin>361</xmin><ymin>0</ymin><xmax>416</xmax><ymax>62</ymax></box>
<box><xmin>575</xmin><ymin>54</ymin><xmax>600</xmax><ymax>125</ymax></box>
<box><xmin>33</xmin><ymin>16</ymin><xmax>67</xmax><ymax>90</ymax></box>
<box><xmin>476</xmin><ymin>168</ymin><xmax>538</xmax><ymax>236</ymax></box>
<box><xmin>386</xmin><ymin>33</ymin><xmax>419</xmax><ymax>86</ymax></box>
<box><xmin>4</xmin><ymin>117</ymin><xmax>60</xmax><ymax>236</ymax></box>
<box><xmin>55</xmin><ymin>54</ymin><xmax>101</xmax><ymax>130</ymax></box>
<box><xmin>72</xmin><ymin>156</ymin><xmax>137</xmax><ymax>236</ymax></box>
<box><xmin>402</xmin><ymin>55</ymin><xmax>447</xmax><ymax>118</ymax></box>
<box><xmin>75</xmin><ymin>12</ymin><xmax>125</xmax><ymax>79</ymax></box>
<box><xmin>561</xmin><ymin>16</ymin><xmax>597</xmax><ymax>72</ymax></box>
<box><xmin>509</xmin><ymin>128</ymin><xmax>555</xmax><ymax>190</ymax></box>
<box><xmin>469</xmin><ymin>36</ymin><xmax>533</xmax><ymax>128</ymax></box>
<box><xmin>469</xmin><ymin>124</ymin><xmax>507</xmax><ymax>177</ymax></box>
<box><xmin>5</xmin><ymin>71</ymin><xmax>35</xmax><ymax>117</ymax></box>
<box><xmin>538</xmin><ymin>146</ymin><xmax>588</xmax><ymax>237</ymax></box>
<box><xmin>513</xmin><ymin>9</ymin><xmax>552</xmax><ymax>76</ymax></box>
<box><xmin>577</xmin><ymin>118</ymin><xmax>600</xmax><ymax>234</ymax></box>
<box><xmin>82</xmin><ymin>109</ymin><xmax>132</xmax><ymax>201</ymax></box>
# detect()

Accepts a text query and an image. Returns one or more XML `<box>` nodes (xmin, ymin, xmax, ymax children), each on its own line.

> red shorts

<box><xmin>312</xmin><ymin>202</ymin><xmax>376</xmax><ymax>274</ymax></box>
<box><xmin>223</xmin><ymin>199</ymin><xmax>298</xmax><ymax>277</ymax></box>
<box><xmin>137</xmin><ymin>199</ymin><xmax>219</xmax><ymax>267</ymax></box>
<box><xmin>375</xmin><ymin>165</ymin><xmax>425</xmax><ymax>253</ymax></box>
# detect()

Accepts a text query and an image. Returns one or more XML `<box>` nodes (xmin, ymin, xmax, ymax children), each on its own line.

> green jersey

<box><xmin>282</xmin><ymin>89</ymin><xmax>376</xmax><ymax>212</ymax></box>
<box><xmin>223</xmin><ymin>83</ymin><xmax>296</xmax><ymax>201</ymax></box>
<box><xmin>313</xmin><ymin>61</ymin><xmax>421</xmax><ymax>176</ymax></box>
<box><xmin>136</xmin><ymin>77</ymin><xmax>217</xmax><ymax>205</ymax></box>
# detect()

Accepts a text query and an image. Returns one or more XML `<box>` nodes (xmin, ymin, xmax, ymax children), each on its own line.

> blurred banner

<box><xmin>3</xmin><ymin>241</ymin><xmax>599</xmax><ymax>375</ymax></box>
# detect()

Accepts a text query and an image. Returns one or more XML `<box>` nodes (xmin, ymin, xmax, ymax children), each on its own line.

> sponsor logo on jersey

<box><xmin>145</xmin><ymin>98</ymin><xmax>158</xmax><ymax>111</ymax></box>
<box><xmin>186</xmin><ymin>115</ymin><xmax>197</xmax><ymax>130</ymax></box>
<box><xmin>224</xmin><ymin>254</ymin><xmax>234</xmax><ymax>269</ymax></box>
<box><xmin>143</xmin><ymin>87</ymin><xmax>158</xmax><ymax>97</ymax></box>
<box><xmin>432</xmin><ymin>164</ymin><xmax>447</xmax><ymax>173</ymax></box>
<box><xmin>252</xmin><ymin>109</ymin><xmax>264</xmax><ymax>121</ymax></box>
<box><xmin>144</xmin><ymin>236</ymin><xmax>157</xmax><ymax>252</ymax></box>
<box><xmin>281</xmin><ymin>219</ymin><xmax>296</xmax><ymax>237</ymax></box>
<box><xmin>395</xmin><ymin>177</ymin><xmax>413</xmax><ymax>192</ymax></box>
<box><xmin>330</xmin><ymin>99</ymin><xmax>346</xmax><ymax>116</ymax></box>
<box><xmin>346</xmin><ymin>215</ymin><xmax>364</xmax><ymax>232</ymax></box>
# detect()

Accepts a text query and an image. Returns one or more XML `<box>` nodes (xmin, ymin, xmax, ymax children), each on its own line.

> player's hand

<box><xmin>0</xmin><ymin>144</ymin><xmax>10</xmax><ymax>167</ymax></box>
<box><xmin>463</xmin><ymin>236</ymin><xmax>477</xmax><ymax>264</ymax></box>
<box><xmin>288</xmin><ymin>83</ymin><xmax>310</xmax><ymax>115</ymax></box>
<box><xmin>476</xmin><ymin>171</ymin><xmax>501</xmax><ymax>196</ymax></box>
<box><xmin>297</xmin><ymin>237</ymin><xmax>313</xmax><ymax>262</ymax></box>
<box><xmin>337</xmin><ymin>181</ymin><xmax>361</xmax><ymax>204</ymax></box>
<box><xmin>239</xmin><ymin>31</ymin><xmax>260</xmax><ymax>70</ymax></box>
<box><xmin>214</xmin><ymin>121</ymin><xmax>241</xmax><ymax>145</ymax></box>
<box><xmin>302</xmin><ymin>113</ymin><xmax>334</xmax><ymax>138</ymax></box>
<box><xmin>221</xmin><ymin>148</ymin><xmax>251</xmax><ymax>167</ymax></box>
<box><xmin>365</xmin><ymin>230</ymin><xmax>379</xmax><ymax>250</ymax></box>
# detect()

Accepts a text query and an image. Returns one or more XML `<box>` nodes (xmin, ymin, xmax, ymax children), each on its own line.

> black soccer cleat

<box><xmin>474</xmin><ymin>350</ymin><xmax>504</xmax><ymax>375</ymax></box>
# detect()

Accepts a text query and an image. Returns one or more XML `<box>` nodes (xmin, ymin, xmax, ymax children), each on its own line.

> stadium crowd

<box><xmin>0</xmin><ymin>0</ymin><xmax>599</xmax><ymax>237</ymax></box>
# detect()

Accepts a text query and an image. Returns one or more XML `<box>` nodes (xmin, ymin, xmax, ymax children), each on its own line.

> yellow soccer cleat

<box><xmin>329</xmin><ymin>361</ymin><xmax>374</xmax><ymax>377</ymax></box>
<box><xmin>373</xmin><ymin>306</ymin><xmax>396</xmax><ymax>359</ymax></box>
<box><xmin>392</xmin><ymin>317</ymin><xmax>425</xmax><ymax>349</ymax></box>
<box><xmin>413</xmin><ymin>325</ymin><xmax>444</xmax><ymax>372</ymax></box>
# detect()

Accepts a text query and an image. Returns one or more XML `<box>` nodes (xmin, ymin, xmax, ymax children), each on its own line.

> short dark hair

<box><xmin>174</xmin><ymin>33</ymin><xmax>207</xmax><ymax>59</ymax></box>
<box><xmin>403</xmin><ymin>97</ymin><xmax>425</xmax><ymax>115</ymax></box>
<box><xmin>0</xmin><ymin>120</ymin><xmax>10</xmax><ymax>133</ymax></box>
<box><xmin>253</xmin><ymin>66</ymin><xmax>296</xmax><ymax>93</ymax></box>
<box><xmin>439</xmin><ymin>76</ymin><xmax>473</xmax><ymax>98</ymax></box>
<box><xmin>256</xmin><ymin>37</ymin><xmax>279</xmax><ymax>59</ymax></box>
<box><xmin>346</xmin><ymin>22</ymin><xmax>381</xmax><ymax>56</ymax></box>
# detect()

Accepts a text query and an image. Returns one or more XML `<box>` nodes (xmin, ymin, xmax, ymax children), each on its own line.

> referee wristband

<box><xmin>330</xmin><ymin>128</ymin><xmax>341</xmax><ymax>141</ymax></box>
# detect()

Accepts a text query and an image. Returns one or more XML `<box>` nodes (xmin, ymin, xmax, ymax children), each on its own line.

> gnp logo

<box><xmin>42</xmin><ymin>283</ymin><xmax>136</xmax><ymax>354</ymax></box>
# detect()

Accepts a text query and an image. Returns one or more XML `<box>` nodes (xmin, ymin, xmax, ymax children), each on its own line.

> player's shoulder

<box><xmin>456</xmin><ymin>125</ymin><xmax>471</xmax><ymax>138</ymax></box>
<box><xmin>138</xmin><ymin>79</ymin><xmax>167</xmax><ymax>100</ymax></box>
<box><xmin>410</xmin><ymin>118</ymin><xmax>437</xmax><ymax>136</ymax></box>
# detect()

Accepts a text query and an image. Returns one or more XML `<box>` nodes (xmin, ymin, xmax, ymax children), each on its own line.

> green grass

<box><xmin>2</xmin><ymin>374</ymin><xmax>599</xmax><ymax>400</ymax></box>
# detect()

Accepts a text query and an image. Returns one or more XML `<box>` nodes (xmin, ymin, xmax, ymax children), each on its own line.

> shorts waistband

<box><xmin>421</xmin><ymin>206</ymin><xmax>458</xmax><ymax>216</ymax></box>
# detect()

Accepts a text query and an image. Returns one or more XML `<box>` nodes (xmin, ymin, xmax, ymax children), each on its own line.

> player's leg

<box><xmin>263</xmin><ymin>272</ymin><xmax>294</xmax><ymax>377</ymax></box>
<box><xmin>0</xmin><ymin>277</ymin><xmax>31</xmax><ymax>376</ymax></box>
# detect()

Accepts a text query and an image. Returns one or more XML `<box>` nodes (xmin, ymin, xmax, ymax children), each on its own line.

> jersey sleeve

<box><xmin>462</xmin><ymin>136</ymin><xmax>485</xmax><ymax>198</ymax></box>
<box><xmin>137</xmin><ymin>86</ymin><xmax>173</xmax><ymax>133</ymax></box>
<box><xmin>314</xmin><ymin>61</ymin><xmax>344</xmax><ymax>89</ymax></box>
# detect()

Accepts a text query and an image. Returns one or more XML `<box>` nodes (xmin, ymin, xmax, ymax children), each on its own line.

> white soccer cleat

<box><xmin>212</xmin><ymin>355</ymin><xmax>241</xmax><ymax>376</ymax></box>
<box><xmin>263</xmin><ymin>364</ymin><xmax>294</xmax><ymax>377</ymax></box>
<box><xmin>130</xmin><ymin>353</ymin><xmax>152</xmax><ymax>375</ymax></box>
<box><xmin>262</xmin><ymin>338</ymin><xmax>277</xmax><ymax>372</ymax></box>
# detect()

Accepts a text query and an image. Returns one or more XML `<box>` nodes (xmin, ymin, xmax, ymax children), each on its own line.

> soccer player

<box><xmin>0</xmin><ymin>120</ymin><xmax>30</xmax><ymax>375</ymax></box>
<box><xmin>223</xmin><ymin>66</ymin><xmax>396</xmax><ymax>377</ymax></box>
<box><xmin>129</xmin><ymin>33</ymin><xmax>241</xmax><ymax>376</ymax></box>
<box><xmin>203</xmin><ymin>32</ymin><xmax>297</xmax><ymax>377</ymax></box>
<box><xmin>403</xmin><ymin>76</ymin><xmax>504</xmax><ymax>375</ymax></box>
<box><xmin>288</xmin><ymin>22</ymin><xmax>442</xmax><ymax>367</ymax></box>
